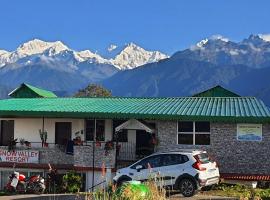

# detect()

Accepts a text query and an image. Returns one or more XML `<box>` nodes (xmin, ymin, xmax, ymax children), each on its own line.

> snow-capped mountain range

<box><xmin>1</xmin><ymin>34</ymin><xmax>270</xmax><ymax>106</ymax></box>
<box><xmin>0</xmin><ymin>39</ymin><xmax>168</xmax><ymax>70</ymax></box>
<box><xmin>175</xmin><ymin>34</ymin><xmax>270</xmax><ymax>68</ymax></box>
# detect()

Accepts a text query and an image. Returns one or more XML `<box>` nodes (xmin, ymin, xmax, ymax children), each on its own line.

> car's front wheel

<box><xmin>179</xmin><ymin>178</ymin><xmax>196</xmax><ymax>197</ymax></box>
<box><xmin>116</xmin><ymin>176</ymin><xmax>132</xmax><ymax>187</ymax></box>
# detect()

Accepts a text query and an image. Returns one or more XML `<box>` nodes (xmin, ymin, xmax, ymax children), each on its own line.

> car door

<box><xmin>158</xmin><ymin>154</ymin><xmax>189</xmax><ymax>187</ymax></box>
<box><xmin>131</xmin><ymin>155</ymin><xmax>163</xmax><ymax>182</ymax></box>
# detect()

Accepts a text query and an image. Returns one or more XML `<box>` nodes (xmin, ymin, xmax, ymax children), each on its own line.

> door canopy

<box><xmin>115</xmin><ymin>119</ymin><xmax>154</xmax><ymax>133</ymax></box>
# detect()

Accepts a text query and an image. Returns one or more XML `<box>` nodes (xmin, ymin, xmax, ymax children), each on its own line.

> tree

<box><xmin>74</xmin><ymin>84</ymin><xmax>112</xmax><ymax>97</ymax></box>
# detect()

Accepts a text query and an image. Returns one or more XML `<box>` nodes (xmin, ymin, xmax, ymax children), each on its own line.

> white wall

<box><xmin>86</xmin><ymin>169</ymin><xmax>113</xmax><ymax>191</ymax></box>
<box><xmin>0</xmin><ymin>118</ymin><xmax>113</xmax><ymax>144</ymax></box>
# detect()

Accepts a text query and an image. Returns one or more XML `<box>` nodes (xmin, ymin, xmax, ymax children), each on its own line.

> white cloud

<box><xmin>210</xmin><ymin>35</ymin><xmax>229</xmax><ymax>42</ymax></box>
<box><xmin>107</xmin><ymin>44</ymin><xmax>117</xmax><ymax>52</ymax></box>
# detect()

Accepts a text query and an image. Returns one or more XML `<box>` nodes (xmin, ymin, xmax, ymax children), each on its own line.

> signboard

<box><xmin>0</xmin><ymin>149</ymin><xmax>39</xmax><ymax>163</ymax></box>
<box><xmin>237</xmin><ymin>124</ymin><xmax>262</xmax><ymax>141</ymax></box>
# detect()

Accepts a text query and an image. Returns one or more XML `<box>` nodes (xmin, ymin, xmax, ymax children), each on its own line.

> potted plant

<box><xmin>8</xmin><ymin>138</ymin><xmax>18</xmax><ymax>151</ymax></box>
<box><xmin>19</xmin><ymin>138</ymin><xmax>25</xmax><ymax>146</ymax></box>
<box><xmin>95</xmin><ymin>141</ymin><xmax>101</xmax><ymax>147</ymax></box>
<box><xmin>73</xmin><ymin>131</ymin><xmax>83</xmax><ymax>146</ymax></box>
<box><xmin>104</xmin><ymin>140</ymin><xmax>114</xmax><ymax>155</ymax></box>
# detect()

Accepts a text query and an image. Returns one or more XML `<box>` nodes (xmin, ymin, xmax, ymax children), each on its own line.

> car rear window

<box><xmin>196</xmin><ymin>153</ymin><xmax>210</xmax><ymax>164</ymax></box>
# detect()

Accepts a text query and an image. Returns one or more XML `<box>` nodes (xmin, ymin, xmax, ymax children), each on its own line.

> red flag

<box><xmin>102</xmin><ymin>162</ymin><xmax>106</xmax><ymax>177</ymax></box>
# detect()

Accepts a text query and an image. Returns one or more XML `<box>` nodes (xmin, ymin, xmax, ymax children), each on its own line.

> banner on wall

<box><xmin>237</xmin><ymin>124</ymin><xmax>262</xmax><ymax>141</ymax></box>
<box><xmin>0</xmin><ymin>149</ymin><xmax>39</xmax><ymax>163</ymax></box>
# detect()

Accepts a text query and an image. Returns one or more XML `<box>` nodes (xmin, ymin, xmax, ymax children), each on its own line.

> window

<box><xmin>131</xmin><ymin>155</ymin><xmax>162</xmax><ymax>169</ymax></box>
<box><xmin>112</xmin><ymin>120</ymin><xmax>128</xmax><ymax>142</ymax></box>
<box><xmin>178</xmin><ymin>121</ymin><xmax>210</xmax><ymax>145</ymax></box>
<box><xmin>162</xmin><ymin>154</ymin><xmax>189</xmax><ymax>166</ymax></box>
<box><xmin>85</xmin><ymin>119</ymin><xmax>105</xmax><ymax>141</ymax></box>
<box><xmin>96</xmin><ymin>120</ymin><xmax>105</xmax><ymax>141</ymax></box>
<box><xmin>85</xmin><ymin>120</ymin><xmax>95</xmax><ymax>141</ymax></box>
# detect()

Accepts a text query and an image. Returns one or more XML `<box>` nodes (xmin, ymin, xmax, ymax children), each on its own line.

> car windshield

<box><xmin>196</xmin><ymin>153</ymin><xmax>210</xmax><ymax>164</ymax></box>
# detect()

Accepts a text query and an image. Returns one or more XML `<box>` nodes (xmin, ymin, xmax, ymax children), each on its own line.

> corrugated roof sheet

<box><xmin>192</xmin><ymin>85</ymin><xmax>240</xmax><ymax>97</ymax></box>
<box><xmin>24</xmin><ymin>84</ymin><xmax>57</xmax><ymax>98</ymax></box>
<box><xmin>0</xmin><ymin>97</ymin><xmax>269</xmax><ymax>122</ymax></box>
<box><xmin>9</xmin><ymin>83</ymin><xmax>57</xmax><ymax>98</ymax></box>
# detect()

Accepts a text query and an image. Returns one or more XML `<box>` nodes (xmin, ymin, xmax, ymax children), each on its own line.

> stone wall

<box><xmin>74</xmin><ymin>144</ymin><xmax>116</xmax><ymax>169</ymax></box>
<box><xmin>156</xmin><ymin>120</ymin><xmax>270</xmax><ymax>175</ymax></box>
<box><xmin>39</xmin><ymin>147</ymin><xmax>74</xmax><ymax>165</ymax></box>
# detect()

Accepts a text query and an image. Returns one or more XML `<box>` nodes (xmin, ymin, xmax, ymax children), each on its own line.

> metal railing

<box><xmin>117</xmin><ymin>142</ymin><xmax>155</xmax><ymax>161</ymax></box>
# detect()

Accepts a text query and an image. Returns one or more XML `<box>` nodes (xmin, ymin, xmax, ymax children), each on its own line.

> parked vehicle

<box><xmin>113</xmin><ymin>149</ymin><xmax>220</xmax><ymax>197</ymax></box>
<box><xmin>5</xmin><ymin>171</ymin><xmax>45</xmax><ymax>194</ymax></box>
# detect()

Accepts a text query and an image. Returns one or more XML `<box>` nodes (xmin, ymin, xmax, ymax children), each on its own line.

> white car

<box><xmin>113</xmin><ymin>149</ymin><xmax>220</xmax><ymax>197</ymax></box>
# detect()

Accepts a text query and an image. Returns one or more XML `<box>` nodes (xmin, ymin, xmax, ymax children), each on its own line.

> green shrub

<box><xmin>62</xmin><ymin>171</ymin><xmax>82</xmax><ymax>193</ymax></box>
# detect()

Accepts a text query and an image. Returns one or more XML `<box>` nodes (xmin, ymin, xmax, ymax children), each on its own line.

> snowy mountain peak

<box><xmin>209</xmin><ymin>35</ymin><xmax>229</xmax><ymax>42</ymax></box>
<box><xmin>195</xmin><ymin>38</ymin><xmax>209</xmax><ymax>48</ymax></box>
<box><xmin>258</xmin><ymin>34</ymin><xmax>270</xmax><ymax>42</ymax></box>
<box><xmin>0</xmin><ymin>49</ymin><xmax>10</xmax><ymax>56</ymax></box>
<box><xmin>76</xmin><ymin>50</ymin><xmax>109</xmax><ymax>64</ymax></box>
<box><xmin>193</xmin><ymin>35</ymin><xmax>230</xmax><ymax>50</ymax></box>
<box><xmin>16</xmin><ymin>39</ymin><xmax>68</xmax><ymax>56</ymax></box>
<box><xmin>112</xmin><ymin>43</ymin><xmax>168</xmax><ymax>70</ymax></box>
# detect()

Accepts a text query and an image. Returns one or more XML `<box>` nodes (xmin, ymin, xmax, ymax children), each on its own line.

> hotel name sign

<box><xmin>0</xmin><ymin>149</ymin><xmax>39</xmax><ymax>163</ymax></box>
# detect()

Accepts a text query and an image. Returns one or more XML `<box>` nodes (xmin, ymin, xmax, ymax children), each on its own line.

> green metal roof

<box><xmin>193</xmin><ymin>85</ymin><xmax>240</xmax><ymax>97</ymax></box>
<box><xmin>9</xmin><ymin>83</ymin><xmax>57</xmax><ymax>98</ymax></box>
<box><xmin>0</xmin><ymin>97</ymin><xmax>269</xmax><ymax>122</ymax></box>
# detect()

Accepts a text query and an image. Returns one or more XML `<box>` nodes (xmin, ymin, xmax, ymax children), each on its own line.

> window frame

<box><xmin>177</xmin><ymin>121</ymin><xmax>210</xmax><ymax>145</ymax></box>
<box><xmin>85</xmin><ymin>119</ymin><xmax>106</xmax><ymax>142</ymax></box>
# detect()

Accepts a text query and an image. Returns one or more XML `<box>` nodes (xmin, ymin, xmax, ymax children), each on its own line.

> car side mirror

<box><xmin>135</xmin><ymin>165</ymin><xmax>143</xmax><ymax>172</ymax></box>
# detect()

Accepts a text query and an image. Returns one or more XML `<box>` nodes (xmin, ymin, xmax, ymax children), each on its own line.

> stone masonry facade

<box><xmin>156</xmin><ymin>120</ymin><xmax>270</xmax><ymax>175</ymax></box>
<box><xmin>74</xmin><ymin>144</ymin><xmax>116</xmax><ymax>169</ymax></box>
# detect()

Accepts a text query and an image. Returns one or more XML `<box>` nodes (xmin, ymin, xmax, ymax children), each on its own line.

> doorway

<box><xmin>0</xmin><ymin>120</ymin><xmax>14</xmax><ymax>146</ymax></box>
<box><xmin>136</xmin><ymin>130</ymin><xmax>153</xmax><ymax>159</ymax></box>
<box><xmin>55</xmin><ymin>122</ymin><xmax>71</xmax><ymax>145</ymax></box>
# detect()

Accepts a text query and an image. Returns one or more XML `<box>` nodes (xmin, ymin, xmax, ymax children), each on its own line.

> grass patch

<box><xmin>85</xmin><ymin>180</ymin><xmax>167</xmax><ymax>200</ymax></box>
<box><xmin>202</xmin><ymin>183</ymin><xmax>270</xmax><ymax>200</ymax></box>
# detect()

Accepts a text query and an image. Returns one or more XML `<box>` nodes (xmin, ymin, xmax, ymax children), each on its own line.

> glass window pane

<box><xmin>195</xmin><ymin>134</ymin><xmax>210</xmax><ymax>145</ymax></box>
<box><xmin>195</xmin><ymin>122</ymin><xmax>210</xmax><ymax>132</ymax></box>
<box><xmin>96</xmin><ymin>120</ymin><xmax>105</xmax><ymax>141</ymax></box>
<box><xmin>85</xmin><ymin>120</ymin><xmax>95</xmax><ymax>141</ymax></box>
<box><xmin>178</xmin><ymin>121</ymin><xmax>193</xmax><ymax>132</ymax></box>
<box><xmin>136</xmin><ymin>155</ymin><xmax>162</xmax><ymax>169</ymax></box>
<box><xmin>163</xmin><ymin>154</ymin><xmax>185</xmax><ymax>166</ymax></box>
<box><xmin>178</xmin><ymin>134</ymin><xmax>193</xmax><ymax>145</ymax></box>
<box><xmin>146</xmin><ymin>155</ymin><xmax>162</xmax><ymax>168</ymax></box>
<box><xmin>196</xmin><ymin>153</ymin><xmax>210</xmax><ymax>164</ymax></box>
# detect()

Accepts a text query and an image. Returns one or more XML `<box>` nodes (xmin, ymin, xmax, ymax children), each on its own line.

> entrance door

<box><xmin>0</xmin><ymin>120</ymin><xmax>14</xmax><ymax>146</ymax></box>
<box><xmin>136</xmin><ymin>130</ymin><xmax>153</xmax><ymax>159</ymax></box>
<box><xmin>55</xmin><ymin>122</ymin><xmax>71</xmax><ymax>145</ymax></box>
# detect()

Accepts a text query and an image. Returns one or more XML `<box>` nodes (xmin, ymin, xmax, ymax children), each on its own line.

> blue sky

<box><xmin>0</xmin><ymin>0</ymin><xmax>270</xmax><ymax>55</ymax></box>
